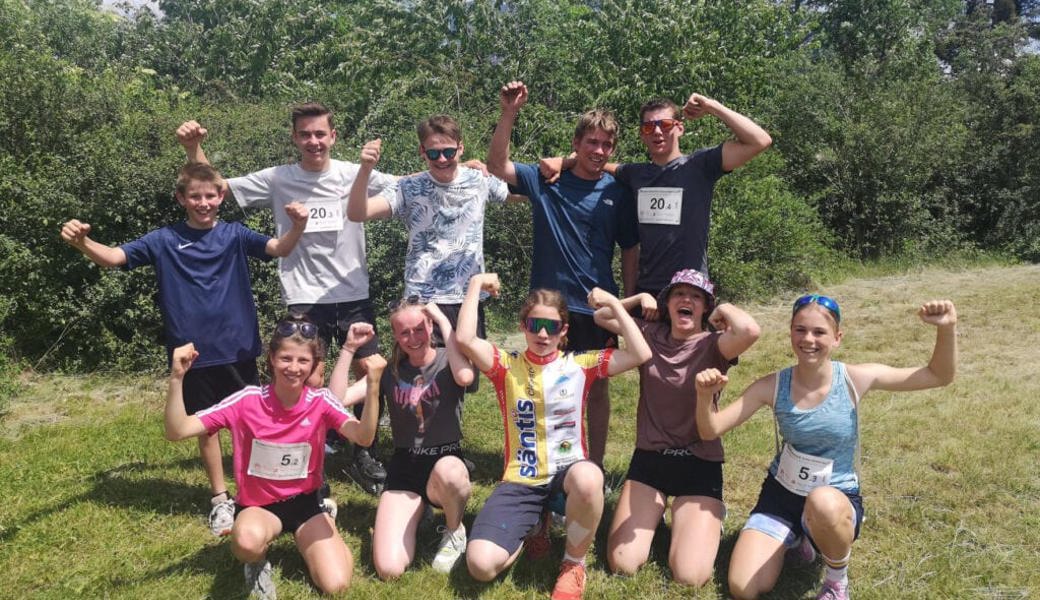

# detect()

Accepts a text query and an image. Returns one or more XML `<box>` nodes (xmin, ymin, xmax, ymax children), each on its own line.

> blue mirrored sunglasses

<box><xmin>524</xmin><ymin>317</ymin><xmax>563</xmax><ymax>335</ymax></box>
<box><xmin>792</xmin><ymin>294</ymin><xmax>841</xmax><ymax>323</ymax></box>
<box><xmin>423</xmin><ymin>147</ymin><xmax>459</xmax><ymax>160</ymax></box>
<box><xmin>275</xmin><ymin>320</ymin><xmax>319</xmax><ymax>339</ymax></box>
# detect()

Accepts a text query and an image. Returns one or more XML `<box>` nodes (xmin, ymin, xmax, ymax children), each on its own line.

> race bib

<box><xmin>637</xmin><ymin>187</ymin><xmax>683</xmax><ymax>225</ymax></box>
<box><xmin>247</xmin><ymin>439</ymin><xmax>311</xmax><ymax>481</ymax></box>
<box><xmin>775</xmin><ymin>443</ymin><xmax>833</xmax><ymax>496</ymax></box>
<box><xmin>303</xmin><ymin>199</ymin><xmax>344</xmax><ymax>233</ymax></box>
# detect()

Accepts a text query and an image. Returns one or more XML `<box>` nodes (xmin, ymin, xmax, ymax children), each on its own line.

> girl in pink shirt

<box><xmin>165</xmin><ymin>317</ymin><xmax>386</xmax><ymax>598</ymax></box>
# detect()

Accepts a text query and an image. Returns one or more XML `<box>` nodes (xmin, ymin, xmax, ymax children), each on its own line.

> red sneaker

<box><xmin>524</xmin><ymin>510</ymin><xmax>552</xmax><ymax>560</ymax></box>
<box><xmin>550</xmin><ymin>560</ymin><xmax>586</xmax><ymax>600</ymax></box>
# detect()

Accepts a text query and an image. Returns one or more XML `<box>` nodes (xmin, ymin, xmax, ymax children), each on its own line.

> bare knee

<box><xmin>608</xmin><ymin>550</ymin><xmax>644</xmax><ymax>577</ymax></box>
<box><xmin>231</xmin><ymin>528</ymin><xmax>268</xmax><ymax>563</ymax></box>
<box><xmin>313</xmin><ymin>568</ymin><xmax>351</xmax><ymax>595</ymax></box>
<box><xmin>466</xmin><ymin>551</ymin><xmax>504</xmax><ymax>582</ymax></box>
<box><xmin>728</xmin><ymin>572</ymin><xmax>769</xmax><ymax>600</ymax></box>
<box><xmin>566</xmin><ymin>462</ymin><xmax>604</xmax><ymax>504</ymax></box>
<box><xmin>375</xmin><ymin>556</ymin><xmax>408</xmax><ymax>581</ymax></box>
<box><xmin>805</xmin><ymin>487</ymin><xmax>852</xmax><ymax>530</ymax></box>
<box><xmin>671</xmin><ymin>559</ymin><xmax>712</xmax><ymax>588</ymax></box>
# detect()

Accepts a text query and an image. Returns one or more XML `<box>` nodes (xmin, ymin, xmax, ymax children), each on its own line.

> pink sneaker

<box><xmin>816</xmin><ymin>576</ymin><xmax>850</xmax><ymax>600</ymax></box>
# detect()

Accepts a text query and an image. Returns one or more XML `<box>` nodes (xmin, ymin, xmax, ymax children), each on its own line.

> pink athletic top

<box><xmin>197</xmin><ymin>384</ymin><xmax>354</xmax><ymax>506</ymax></box>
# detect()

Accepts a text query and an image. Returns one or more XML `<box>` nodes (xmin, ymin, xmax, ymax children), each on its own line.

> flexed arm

<box><xmin>328</xmin><ymin>323</ymin><xmax>376</xmax><ymax>406</ymax></box>
<box><xmin>694</xmin><ymin>369</ymin><xmax>772</xmax><ymax>441</ymax></box>
<box><xmin>709</xmin><ymin>303</ymin><xmax>761</xmax><ymax>361</ymax></box>
<box><xmin>165</xmin><ymin>344</ymin><xmax>209</xmax><ymax>441</ymax></box>
<box><xmin>587</xmin><ymin>288</ymin><xmax>652</xmax><ymax>375</ymax></box>
<box><xmin>456</xmin><ymin>273</ymin><xmax>499</xmax><ymax>372</ymax></box>
<box><xmin>683</xmin><ymin>94</ymin><xmax>771</xmax><ymax>172</ymax></box>
<box><xmin>339</xmin><ymin>353</ymin><xmax>387</xmax><ymax>446</ymax></box>
<box><xmin>60</xmin><ymin>220</ymin><xmax>127</xmax><ymax>268</ymax></box>
<box><xmin>847</xmin><ymin>300</ymin><xmax>958</xmax><ymax>394</ymax></box>
<box><xmin>424</xmin><ymin>303</ymin><xmax>476</xmax><ymax>387</ymax></box>
<box><xmin>347</xmin><ymin>139</ymin><xmax>393</xmax><ymax>222</ymax></box>
<box><xmin>265</xmin><ymin>201</ymin><xmax>308</xmax><ymax>257</ymax></box>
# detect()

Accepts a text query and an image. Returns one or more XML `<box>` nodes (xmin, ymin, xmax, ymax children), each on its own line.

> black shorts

<box><xmin>236</xmin><ymin>489</ymin><xmax>324</xmax><ymax>536</ymax></box>
<box><xmin>470</xmin><ymin>460</ymin><xmax>601</xmax><ymax>554</ymax></box>
<box><xmin>566</xmin><ymin>312</ymin><xmax>617</xmax><ymax>352</ymax></box>
<box><xmin>288</xmin><ymin>299</ymin><xmax>380</xmax><ymax>358</ymax></box>
<box><xmin>625</xmin><ymin>448</ymin><xmax>724</xmax><ymax>501</ymax></box>
<box><xmin>747</xmin><ymin>475</ymin><xmax>864</xmax><ymax>548</ymax></box>
<box><xmin>182</xmin><ymin>359</ymin><xmax>259</xmax><ymax>415</ymax></box>
<box><xmin>384</xmin><ymin>442</ymin><xmax>464</xmax><ymax>506</ymax></box>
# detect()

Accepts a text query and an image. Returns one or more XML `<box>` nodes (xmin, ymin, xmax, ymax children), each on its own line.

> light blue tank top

<box><xmin>768</xmin><ymin>361</ymin><xmax>860</xmax><ymax>494</ymax></box>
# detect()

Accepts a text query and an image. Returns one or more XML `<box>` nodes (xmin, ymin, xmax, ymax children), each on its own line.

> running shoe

<box><xmin>550</xmin><ymin>559</ymin><xmax>587</xmax><ymax>600</ymax></box>
<box><xmin>524</xmin><ymin>510</ymin><xmax>552</xmax><ymax>560</ymax></box>
<box><xmin>346</xmin><ymin>447</ymin><xmax>387</xmax><ymax>496</ymax></box>
<box><xmin>321</xmin><ymin>497</ymin><xmax>338</xmax><ymax>521</ymax></box>
<box><xmin>431</xmin><ymin>524</ymin><xmax>467</xmax><ymax>573</ymax></box>
<box><xmin>244</xmin><ymin>559</ymin><xmax>276</xmax><ymax>600</ymax></box>
<box><xmin>816</xmin><ymin>576</ymin><xmax>850</xmax><ymax>600</ymax></box>
<box><xmin>790</xmin><ymin>535</ymin><xmax>817</xmax><ymax>563</ymax></box>
<box><xmin>208</xmin><ymin>496</ymin><xmax>235</xmax><ymax>537</ymax></box>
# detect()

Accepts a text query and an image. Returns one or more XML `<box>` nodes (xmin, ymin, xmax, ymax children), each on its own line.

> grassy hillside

<box><xmin>1</xmin><ymin>264</ymin><xmax>1038</xmax><ymax>599</ymax></box>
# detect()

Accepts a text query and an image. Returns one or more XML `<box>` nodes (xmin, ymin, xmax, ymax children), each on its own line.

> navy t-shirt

<box><xmin>120</xmin><ymin>221</ymin><xmax>271</xmax><ymax>367</ymax></box>
<box><xmin>614</xmin><ymin>145</ymin><xmax>725</xmax><ymax>295</ymax></box>
<box><xmin>512</xmin><ymin>162</ymin><xmax>638</xmax><ymax>315</ymax></box>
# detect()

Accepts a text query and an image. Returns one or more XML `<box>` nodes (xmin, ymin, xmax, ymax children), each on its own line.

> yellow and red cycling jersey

<box><xmin>484</xmin><ymin>346</ymin><xmax>613</xmax><ymax>486</ymax></box>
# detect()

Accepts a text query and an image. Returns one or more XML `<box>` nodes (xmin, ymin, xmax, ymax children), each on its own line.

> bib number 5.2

<box><xmin>248</xmin><ymin>439</ymin><xmax>312</xmax><ymax>481</ymax></box>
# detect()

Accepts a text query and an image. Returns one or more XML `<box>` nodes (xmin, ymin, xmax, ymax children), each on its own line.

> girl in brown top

<box><xmin>593</xmin><ymin>269</ymin><xmax>760</xmax><ymax>586</ymax></box>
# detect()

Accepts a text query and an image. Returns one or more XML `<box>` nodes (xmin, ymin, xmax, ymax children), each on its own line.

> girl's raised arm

<box><xmin>165</xmin><ymin>344</ymin><xmax>209</xmax><ymax>441</ymax></box>
<box><xmin>588</xmin><ymin>288</ymin><xmax>651</xmax><ymax>376</ymax></box>
<box><xmin>424</xmin><ymin>302</ymin><xmax>476</xmax><ymax>387</ymax></box>
<box><xmin>455</xmin><ymin>274</ymin><xmax>499</xmax><ymax>373</ymax></box>
<box><xmin>328</xmin><ymin>323</ymin><xmax>376</xmax><ymax>406</ymax></box>
<box><xmin>694</xmin><ymin>368</ymin><xmax>774</xmax><ymax>440</ymax></box>
<box><xmin>847</xmin><ymin>300</ymin><xmax>957</xmax><ymax>395</ymax></box>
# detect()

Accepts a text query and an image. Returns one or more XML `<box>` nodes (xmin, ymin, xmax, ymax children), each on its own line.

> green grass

<box><xmin>2</xmin><ymin>264</ymin><xmax>1039</xmax><ymax>599</ymax></box>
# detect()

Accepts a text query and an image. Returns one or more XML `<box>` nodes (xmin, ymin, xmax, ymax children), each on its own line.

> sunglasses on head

<box><xmin>524</xmin><ymin>317</ymin><xmax>564</xmax><ymax>335</ymax></box>
<box><xmin>792</xmin><ymin>294</ymin><xmax>842</xmax><ymax>324</ymax></box>
<box><xmin>423</xmin><ymin>147</ymin><xmax>459</xmax><ymax>161</ymax></box>
<box><xmin>387</xmin><ymin>295</ymin><xmax>426</xmax><ymax>312</ymax></box>
<box><xmin>275</xmin><ymin>320</ymin><xmax>319</xmax><ymax>339</ymax></box>
<box><xmin>639</xmin><ymin>118</ymin><xmax>682</xmax><ymax>135</ymax></box>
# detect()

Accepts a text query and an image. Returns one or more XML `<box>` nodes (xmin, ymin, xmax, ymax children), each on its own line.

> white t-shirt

<box><xmin>388</xmin><ymin>167</ymin><xmax>508</xmax><ymax>303</ymax></box>
<box><xmin>229</xmin><ymin>160</ymin><xmax>396</xmax><ymax>305</ymax></box>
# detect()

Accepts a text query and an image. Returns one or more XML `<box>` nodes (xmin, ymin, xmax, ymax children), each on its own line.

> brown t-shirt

<box><xmin>635</xmin><ymin>320</ymin><xmax>731</xmax><ymax>461</ymax></box>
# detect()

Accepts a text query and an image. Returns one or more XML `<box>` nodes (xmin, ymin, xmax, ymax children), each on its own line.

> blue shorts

<box><xmin>743</xmin><ymin>475</ymin><xmax>864</xmax><ymax>551</ymax></box>
<box><xmin>470</xmin><ymin>460</ymin><xmax>601</xmax><ymax>554</ymax></box>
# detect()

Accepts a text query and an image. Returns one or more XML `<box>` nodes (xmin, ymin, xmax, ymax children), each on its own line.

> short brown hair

<box><xmin>416</xmin><ymin>115</ymin><xmax>462</xmax><ymax>144</ymax></box>
<box><xmin>639</xmin><ymin>98</ymin><xmax>680</xmax><ymax>122</ymax></box>
<box><xmin>573</xmin><ymin>109</ymin><xmax>618</xmax><ymax>143</ymax></box>
<box><xmin>175</xmin><ymin>163</ymin><xmax>226</xmax><ymax>196</ymax></box>
<box><xmin>519</xmin><ymin>289</ymin><xmax>570</xmax><ymax>350</ymax></box>
<box><xmin>291</xmin><ymin>102</ymin><xmax>334</xmax><ymax>131</ymax></box>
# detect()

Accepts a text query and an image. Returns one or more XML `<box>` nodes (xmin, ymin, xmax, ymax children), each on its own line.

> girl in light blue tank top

<box><xmin>769</xmin><ymin>361</ymin><xmax>859</xmax><ymax>495</ymax></box>
<box><xmin>692</xmin><ymin>296</ymin><xmax>958</xmax><ymax>600</ymax></box>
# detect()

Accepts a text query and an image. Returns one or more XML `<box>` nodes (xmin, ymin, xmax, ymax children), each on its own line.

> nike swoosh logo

<box><xmin>178</xmin><ymin>242</ymin><xmax>194</xmax><ymax>250</ymax></box>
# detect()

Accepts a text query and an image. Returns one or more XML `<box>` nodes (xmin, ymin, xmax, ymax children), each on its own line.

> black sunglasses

<box><xmin>387</xmin><ymin>295</ymin><xmax>427</xmax><ymax>312</ymax></box>
<box><xmin>274</xmin><ymin>320</ymin><xmax>319</xmax><ymax>339</ymax></box>
<box><xmin>423</xmin><ymin>147</ymin><xmax>459</xmax><ymax>160</ymax></box>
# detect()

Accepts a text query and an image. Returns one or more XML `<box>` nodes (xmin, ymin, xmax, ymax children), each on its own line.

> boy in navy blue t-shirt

<box><xmin>60</xmin><ymin>163</ymin><xmax>307</xmax><ymax>535</ymax></box>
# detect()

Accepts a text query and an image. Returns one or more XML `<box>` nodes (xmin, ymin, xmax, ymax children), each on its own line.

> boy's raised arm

<box><xmin>60</xmin><ymin>219</ymin><xmax>127</xmax><ymax>268</ymax></box>
<box><xmin>487</xmin><ymin>81</ymin><xmax>527</xmax><ymax>187</ymax></box>
<box><xmin>265</xmin><ymin>201</ymin><xmax>309</xmax><ymax>257</ymax></box>
<box><xmin>176</xmin><ymin>120</ymin><xmax>211</xmax><ymax>165</ymax></box>
<box><xmin>682</xmin><ymin>94</ymin><xmax>771</xmax><ymax>172</ymax></box>
<box><xmin>347</xmin><ymin>139</ymin><xmax>393</xmax><ymax>222</ymax></box>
